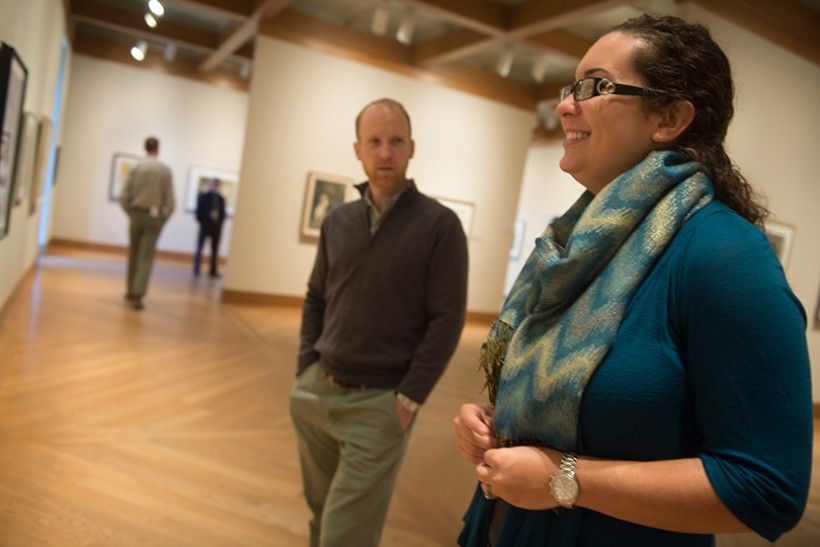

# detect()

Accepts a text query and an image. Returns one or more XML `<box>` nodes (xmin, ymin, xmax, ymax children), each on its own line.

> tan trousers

<box><xmin>289</xmin><ymin>362</ymin><xmax>412</xmax><ymax>547</ymax></box>
<box><xmin>126</xmin><ymin>210</ymin><xmax>166</xmax><ymax>298</ymax></box>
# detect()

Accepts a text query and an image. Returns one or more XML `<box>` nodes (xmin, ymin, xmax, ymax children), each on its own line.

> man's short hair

<box><xmin>144</xmin><ymin>136</ymin><xmax>159</xmax><ymax>153</ymax></box>
<box><xmin>355</xmin><ymin>98</ymin><xmax>412</xmax><ymax>139</ymax></box>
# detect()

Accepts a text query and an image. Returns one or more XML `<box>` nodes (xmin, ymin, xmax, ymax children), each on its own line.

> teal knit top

<box><xmin>459</xmin><ymin>201</ymin><xmax>812</xmax><ymax>546</ymax></box>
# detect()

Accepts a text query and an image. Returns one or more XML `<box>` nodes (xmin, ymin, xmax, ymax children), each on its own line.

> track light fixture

<box><xmin>396</xmin><ymin>18</ymin><xmax>415</xmax><ymax>45</ymax></box>
<box><xmin>531</xmin><ymin>56</ymin><xmax>549</xmax><ymax>83</ymax></box>
<box><xmin>371</xmin><ymin>5</ymin><xmax>390</xmax><ymax>36</ymax></box>
<box><xmin>148</xmin><ymin>0</ymin><xmax>165</xmax><ymax>17</ymax></box>
<box><xmin>144</xmin><ymin>13</ymin><xmax>157</xmax><ymax>28</ymax></box>
<box><xmin>130</xmin><ymin>40</ymin><xmax>148</xmax><ymax>61</ymax></box>
<box><xmin>163</xmin><ymin>42</ymin><xmax>177</xmax><ymax>62</ymax></box>
<box><xmin>496</xmin><ymin>49</ymin><xmax>515</xmax><ymax>78</ymax></box>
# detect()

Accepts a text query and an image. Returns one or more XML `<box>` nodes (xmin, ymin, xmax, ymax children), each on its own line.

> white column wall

<box><xmin>226</xmin><ymin>36</ymin><xmax>534</xmax><ymax>313</ymax></box>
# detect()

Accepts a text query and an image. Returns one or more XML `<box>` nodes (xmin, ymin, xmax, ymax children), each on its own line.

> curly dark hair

<box><xmin>612</xmin><ymin>15</ymin><xmax>768</xmax><ymax>227</ymax></box>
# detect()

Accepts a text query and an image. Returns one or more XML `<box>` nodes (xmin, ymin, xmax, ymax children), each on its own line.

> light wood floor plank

<box><xmin>0</xmin><ymin>246</ymin><xmax>817</xmax><ymax>546</ymax></box>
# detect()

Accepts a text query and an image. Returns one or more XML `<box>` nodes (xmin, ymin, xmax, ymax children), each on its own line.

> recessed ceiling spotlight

<box><xmin>163</xmin><ymin>42</ymin><xmax>177</xmax><ymax>62</ymax></box>
<box><xmin>130</xmin><ymin>40</ymin><xmax>148</xmax><ymax>61</ymax></box>
<box><xmin>396</xmin><ymin>18</ymin><xmax>415</xmax><ymax>45</ymax></box>
<box><xmin>371</xmin><ymin>5</ymin><xmax>390</xmax><ymax>36</ymax></box>
<box><xmin>148</xmin><ymin>0</ymin><xmax>165</xmax><ymax>17</ymax></box>
<box><xmin>496</xmin><ymin>49</ymin><xmax>515</xmax><ymax>78</ymax></box>
<box><xmin>531</xmin><ymin>56</ymin><xmax>549</xmax><ymax>83</ymax></box>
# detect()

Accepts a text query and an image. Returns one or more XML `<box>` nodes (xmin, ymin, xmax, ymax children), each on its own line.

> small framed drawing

<box><xmin>433</xmin><ymin>196</ymin><xmax>475</xmax><ymax>237</ymax></box>
<box><xmin>0</xmin><ymin>42</ymin><xmax>28</xmax><ymax>239</ymax></box>
<box><xmin>509</xmin><ymin>219</ymin><xmax>526</xmax><ymax>260</ymax></box>
<box><xmin>764</xmin><ymin>220</ymin><xmax>795</xmax><ymax>269</ymax></box>
<box><xmin>29</xmin><ymin>117</ymin><xmax>51</xmax><ymax>215</ymax></box>
<box><xmin>185</xmin><ymin>165</ymin><xmax>239</xmax><ymax>216</ymax></box>
<box><xmin>108</xmin><ymin>152</ymin><xmax>142</xmax><ymax>202</ymax></box>
<box><xmin>13</xmin><ymin>111</ymin><xmax>39</xmax><ymax>207</ymax></box>
<box><xmin>814</xmin><ymin>283</ymin><xmax>820</xmax><ymax>331</ymax></box>
<box><xmin>300</xmin><ymin>171</ymin><xmax>355</xmax><ymax>239</ymax></box>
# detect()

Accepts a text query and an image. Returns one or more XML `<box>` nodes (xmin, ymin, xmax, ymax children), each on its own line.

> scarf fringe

<box><xmin>479</xmin><ymin>320</ymin><xmax>512</xmax><ymax>406</ymax></box>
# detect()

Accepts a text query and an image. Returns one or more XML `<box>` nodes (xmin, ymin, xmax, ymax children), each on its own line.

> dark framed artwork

<box><xmin>108</xmin><ymin>152</ymin><xmax>142</xmax><ymax>202</ymax></box>
<box><xmin>300</xmin><ymin>171</ymin><xmax>354</xmax><ymax>239</ymax></box>
<box><xmin>0</xmin><ymin>42</ymin><xmax>28</xmax><ymax>239</ymax></box>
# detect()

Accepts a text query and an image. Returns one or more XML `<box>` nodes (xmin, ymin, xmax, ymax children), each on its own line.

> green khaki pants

<box><xmin>289</xmin><ymin>362</ymin><xmax>412</xmax><ymax>547</ymax></box>
<box><xmin>126</xmin><ymin>210</ymin><xmax>166</xmax><ymax>297</ymax></box>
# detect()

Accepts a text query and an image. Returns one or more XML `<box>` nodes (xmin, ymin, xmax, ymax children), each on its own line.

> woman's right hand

<box><xmin>453</xmin><ymin>403</ymin><xmax>496</xmax><ymax>464</ymax></box>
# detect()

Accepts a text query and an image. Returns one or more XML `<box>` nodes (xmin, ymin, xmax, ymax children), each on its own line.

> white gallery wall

<box><xmin>226</xmin><ymin>36</ymin><xmax>534</xmax><ymax>313</ymax></box>
<box><xmin>51</xmin><ymin>55</ymin><xmax>248</xmax><ymax>257</ymax></box>
<box><xmin>0</xmin><ymin>0</ymin><xmax>66</xmax><ymax>309</ymax></box>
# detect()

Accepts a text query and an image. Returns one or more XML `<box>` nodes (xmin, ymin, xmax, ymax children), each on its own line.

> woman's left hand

<box><xmin>477</xmin><ymin>446</ymin><xmax>562</xmax><ymax>510</ymax></box>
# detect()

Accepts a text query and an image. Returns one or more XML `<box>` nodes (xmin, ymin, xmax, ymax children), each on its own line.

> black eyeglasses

<box><xmin>559</xmin><ymin>76</ymin><xmax>649</xmax><ymax>102</ymax></box>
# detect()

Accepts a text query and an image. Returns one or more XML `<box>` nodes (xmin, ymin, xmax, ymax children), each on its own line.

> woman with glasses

<box><xmin>453</xmin><ymin>14</ymin><xmax>811</xmax><ymax>547</ymax></box>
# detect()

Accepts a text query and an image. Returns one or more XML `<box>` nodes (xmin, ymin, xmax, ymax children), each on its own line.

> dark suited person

<box><xmin>194</xmin><ymin>177</ymin><xmax>226</xmax><ymax>277</ymax></box>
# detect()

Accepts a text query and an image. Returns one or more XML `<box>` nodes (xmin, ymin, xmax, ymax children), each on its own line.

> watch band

<box><xmin>549</xmin><ymin>452</ymin><xmax>579</xmax><ymax>509</ymax></box>
<box><xmin>396</xmin><ymin>392</ymin><xmax>420</xmax><ymax>413</ymax></box>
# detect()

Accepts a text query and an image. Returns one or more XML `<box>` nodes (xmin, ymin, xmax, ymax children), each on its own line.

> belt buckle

<box><xmin>325</xmin><ymin>371</ymin><xmax>362</xmax><ymax>390</ymax></box>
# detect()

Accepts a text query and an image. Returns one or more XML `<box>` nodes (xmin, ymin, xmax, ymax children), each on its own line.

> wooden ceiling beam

<box><xmin>413</xmin><ymin>28</ymin><xmax>495</xmax><ymax>66</ymax></box>
<box><xmin>525</xmin><ymin>29</ymin><xmax>592</xmax><ymax>60</ymax></box>
<box><xmin>260</xmin><ymin>9</ymin><xmax>538</xmax><ymax>111</ymax></box>
<box><xmin>401</xmin><ymin>0</ymin><xmax>507</xmax><ymax>36</ymax></box>
<box><xmin>689</xmin><ymin>0</ymin><xmax>820</xmax><ymax>66</ymax></box>
<box><xmin>198</xmin><ymin>0</ymin><xmax>288</xmax><ymax>72</ymax></box>
<box><xmin>72</xmin><ymin>33</ymin><xmax>248</xmax><ymax>92</ymax></box>
<box><xmin>163</xmin><ymin>0</ymin><xmax>254</xmax><ymax>22</ymax></box>
<box><xmin>71</xmin><ymin>0</ymin><xmax>252</xmax><ymax>61</ymax></box>
<box><xmin>410</xmin><ymin>0</ymin><xmax>620</xmax><ymax>67</ymax></box>
<box><xmin>507</xmin><ymin>0</ymin><xmax>631</xmax><ymax>37</ymax></box>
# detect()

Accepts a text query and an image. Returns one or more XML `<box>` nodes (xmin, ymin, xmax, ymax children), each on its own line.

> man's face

<box><xmin>354</xmin><ymin>104</ymin><xmax>414</xmax><ymax>197</ymax></box>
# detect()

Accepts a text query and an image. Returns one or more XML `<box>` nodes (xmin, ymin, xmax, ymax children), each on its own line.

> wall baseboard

<box><xmin>47</xmin><ymin>238</ymin><xmax>225</xmax><ymax>265</ymax></box>
<box><xmin>221</xmin><ymin>289</ymin><xmax>302</xmax><ymax>307</ymax></box>
<box><xmin>221</xmin><ymin>287</ymin><xmax>498</xmax><ymax>325</ymax></box>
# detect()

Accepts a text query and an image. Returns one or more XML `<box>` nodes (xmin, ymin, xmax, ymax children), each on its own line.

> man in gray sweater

<box><xmin>119</xmin><ymin>136</ymin><xmax>174</xmax><ymax>310</ymax></box>
<box><xmin>290</xmin><ymin>98</ymin><xmax>469</xmax><ymax>547</ymax></box>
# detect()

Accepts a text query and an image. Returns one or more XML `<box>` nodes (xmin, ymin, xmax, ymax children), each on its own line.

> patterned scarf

<box><xmin>481</xmin><ymin>150</ymin><xmax>713</xmax><ymax>452</ymax></box>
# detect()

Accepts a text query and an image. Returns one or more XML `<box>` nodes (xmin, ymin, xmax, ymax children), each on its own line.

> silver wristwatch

<box><xmin>549</xmin><ymin>453</ymin><xmax>579</xmax><ymax>508</ymax></box>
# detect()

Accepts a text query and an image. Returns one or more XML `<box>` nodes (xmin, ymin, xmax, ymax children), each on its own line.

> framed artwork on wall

<box><xmin>185</xmin><ymin>165</ymin><xmax>240</xmax><ymax>216</ymax></box>
<box><xmin>300</xmin><ymin>171</ymin><xmax>354</xmax><ymax>239</ymax></box>
<box><xmin>433</xmin><ymin>195</ymin><xmax>475</xmax><ymax>237</ymax></box>
<box><xmin>29</xmin><ymin>117</ymin><xmax>52</xmax><ymax>216</ymax></box>
<box><xmin>13</xmin><ymin>111</ymin><xmax>39</xmax><ymax>208</ymax></box>
<box><xmin>764</xmin><ymin>220</ymin><xmax>795</xmax><ymax>270</ymax></box>
<box><xmin>509</xmin><ymin>219</ymin><xmax>526</xmax><ymax>260</ymax></box>
<box><xmin>108</xmin><ymin>152</ymin><xmax>142</xmax><ymax>202</ymax></box>
<box><xmin>0</xmin><ymin>42</ymin><xmax>28</xmax><ymax>239</ymax></box>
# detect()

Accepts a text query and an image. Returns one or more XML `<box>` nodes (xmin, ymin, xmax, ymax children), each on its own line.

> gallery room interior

<box><xmin>0</xmin><ymin>0</ymin><xmax>818</xmax><ymax>545</ymax></box>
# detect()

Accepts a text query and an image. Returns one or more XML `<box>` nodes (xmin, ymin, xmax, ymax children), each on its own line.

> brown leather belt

<box><xmin>324</xmin><ymin>370</ymin><xmax>368</xmax><ymax>390</ymax></box>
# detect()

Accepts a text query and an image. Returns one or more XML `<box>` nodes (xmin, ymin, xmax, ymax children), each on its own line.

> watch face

<box><xmin>551</xmin><ymin>472</ymin><xmax>578</xmax><ymax>505</ymax></box>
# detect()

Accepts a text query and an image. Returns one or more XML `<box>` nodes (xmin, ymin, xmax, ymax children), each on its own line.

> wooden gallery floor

<box><xmin>0</xmin><ymin>246</ymin><xmax>817</xmax><ymax>546</ymax></box>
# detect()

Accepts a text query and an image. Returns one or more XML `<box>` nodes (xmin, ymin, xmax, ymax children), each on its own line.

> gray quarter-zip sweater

<box><xmin>298</xmin><ymin>180</ymin><xmax>468</xmax><ymax>404</ymax></box>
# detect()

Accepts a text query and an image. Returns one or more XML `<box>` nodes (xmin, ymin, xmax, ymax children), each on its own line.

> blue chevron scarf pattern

<box><xmin>481</xmin><ymin>150</ymin><xmax>713</xmax><ymax>452</ymax></box>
